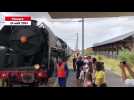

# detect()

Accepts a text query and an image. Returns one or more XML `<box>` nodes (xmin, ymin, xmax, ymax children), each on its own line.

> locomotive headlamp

<box><xmin>20</xmin><ymin>36</ymin><xmax>28</xmax><ymax>44</ymax></box>
<box><xmin>34</xmin><ymin>64</ymin><xmax>40</xmax><ymax>70</ymax></box>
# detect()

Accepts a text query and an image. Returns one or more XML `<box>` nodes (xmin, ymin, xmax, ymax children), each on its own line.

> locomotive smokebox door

<box><xmin>20</xmin><ymin>36</ymin><xmax>28</xmax><ymax>44</ymax></box>
<box><xmin>0</xmin><ymin>46</ymin><xmax>9</xmax><ymax>67</ymax></box>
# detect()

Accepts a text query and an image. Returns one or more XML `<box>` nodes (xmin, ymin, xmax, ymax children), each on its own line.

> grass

<box><xmin>95</xmin><ymin>55</ymin><xmax>134</xmax><ymax>78</ymax></box>
<box><xmin>95</xmin><ymin>55</ymin><xmax>121</xmax><ymax>76</ymax></box>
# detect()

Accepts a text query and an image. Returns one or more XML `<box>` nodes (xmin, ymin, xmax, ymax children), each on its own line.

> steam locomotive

<box><xmin>0</xmin><ymin>20</ymin><xmax>72</xmax><ymax>86</ymax></box>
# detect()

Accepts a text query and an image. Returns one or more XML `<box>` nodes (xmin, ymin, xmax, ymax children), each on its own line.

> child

<box><xmin>83</xmin><ymin>70</ymin><xmax>93</xmax><ymax>87</ymax></box>
<box><xmin>94</xmin><ymin>62</ymin><xmax>107</xmax><ymax>87</ymax></box>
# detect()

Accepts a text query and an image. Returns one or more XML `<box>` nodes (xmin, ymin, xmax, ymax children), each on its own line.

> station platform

<box><xmin>41</xmin><ymin>68</ymin><xmax>127</xmax><ymax>87</ymax></box>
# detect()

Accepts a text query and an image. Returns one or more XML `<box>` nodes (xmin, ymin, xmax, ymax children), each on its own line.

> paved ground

<box><xmin>66</xmin><ymin>69</ymin><xmax>126</xmax><ymax>87</ymax></box>
<box><xmin>45</xmin><ymin>68</ymin><xmax>127</xmax><ymax>87</ymax></box>
<box><xmin>66</xmin><ymin>70</ymin><xmax>82</xmax><ymax>87</ymax></box>
<box><xmin>47</xmin><ymin>69</ymin><xmax>127</xmax><ymax>87</ymax></box>
<box><xmin>105</xmin><ymin>70</ymin><xmax>126</xmax><ymax>87</ymax></box>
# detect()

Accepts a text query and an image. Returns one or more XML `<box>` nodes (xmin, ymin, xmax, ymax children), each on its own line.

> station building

<box><xmin>92</xmin><ymin>31</ymin><xmax>134</xmax><ymax>58</ymax></box>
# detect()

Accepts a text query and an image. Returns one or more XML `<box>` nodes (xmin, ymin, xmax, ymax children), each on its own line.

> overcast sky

<box><xmin>1</xmin><ymin>12</ymin><xmax>134</xmax><ymax>50</ymax></box>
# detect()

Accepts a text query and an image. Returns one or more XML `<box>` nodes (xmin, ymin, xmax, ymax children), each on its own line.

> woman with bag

<box><xmin>83</xmin><ymin>70</ymin><xmax>93</xmax><ymax>87</ymax></box>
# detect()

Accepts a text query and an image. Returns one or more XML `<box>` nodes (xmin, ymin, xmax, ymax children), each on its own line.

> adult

<box><xmin>87</xmin><ymin>56</ymin><xmax>92</xmax><ymax>62</ymax></box>
<box><xmin>92</xmin><ymin>57</ymin><xmax>97</xmax><ymax>82</ymax></box>
<box><xmin>83</xmin><ymin>56</ymin><xmax>90</xmax><ymax>80</ymax></box>
<box><xmin>63</xmin><ymin>58</ymin><xmax>69</xmax><ymax>82</ymax></box>
<box><xmin>119</xmin><ymin>61</ymin><xmax>134</xmax><ymax>81</ymax></box>
<box><xmin>72</xmin><ymin>55</ymin><xmax>77</xmax><ymax>72</ymax></box>
<box><xmin>83</xmin><ymin>69</ymin><xmax>93</xmax><ymax>87</ymax></box>
<box><xmin>56</xmin><ymin>59</ymin><xmax>69</xmax><ymax>87</ymax></box>
<box><xmin>76</xmin><ymin>56</ymin><xmax>84</xmax><ymax>79</ymax></box>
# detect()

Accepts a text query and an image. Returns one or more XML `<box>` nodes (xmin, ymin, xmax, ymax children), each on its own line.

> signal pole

<box><xmin>76</xmin><ymin>33</ymin><xmax>79</xmax><ymax>51</ymax></box>
<box><xmin>82</xmin><ymin>18</ymin><xmax>84</xmax><ymax>56</ymax></box>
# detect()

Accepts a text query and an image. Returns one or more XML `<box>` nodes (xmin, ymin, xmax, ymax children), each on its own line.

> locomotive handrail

<box><xmin>38</xmin><ymin>22</ymin><xmax>55</xmax><ymax>37</ymax></box>
<box><xmin>0</xmin><ymin>66</ymin><xmax>35</xmax><ymax>71</ymax></box>
<box><xmin>38</xmin><ymin>22</ymin><xmax>48</xmax><ymax>29</ymax></box>
<box><xmin>51</xmin><ymin>47</ymin><xmax>65</xmax><ymax>51</ymax></box>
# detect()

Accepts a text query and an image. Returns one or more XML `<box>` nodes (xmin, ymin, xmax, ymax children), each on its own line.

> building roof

<box><xmin>48</xmin><ymin>12</ymin><xmax>134</xmax><ymax>18</ymax></box>
<box><xmin>93</xmin><ymin>31</ymin><xmax>134</xmax><ymax>47</ymax></box>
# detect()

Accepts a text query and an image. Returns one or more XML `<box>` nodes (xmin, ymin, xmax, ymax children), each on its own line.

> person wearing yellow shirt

<box><xmin>94</xmin><ymin>62</ymin><xmax>107</xmax><ymax>87</ymax></box>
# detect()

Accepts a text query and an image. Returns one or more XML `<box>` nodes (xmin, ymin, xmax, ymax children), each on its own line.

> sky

<box><xmin>1</xmin><ymin>12</ymin><xmax>134</xmax><ymax>50</ymax></box>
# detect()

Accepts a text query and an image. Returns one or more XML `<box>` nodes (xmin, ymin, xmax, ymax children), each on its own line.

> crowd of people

<box><xmin>39</xmin><ymin>54</ymin><xmax>134</xmax><ymax>87</ymax></box>
<box><xmin>54</xmin><ymin>53</ymin><xmax>134</xmax><ymax>87</ymax></box>
<box><xmin>73</xmin><ymin>55</ymin><xmax>107</xmax><ymax>87</ymax></box>
<box><xmin>37</xmin><ymin>53</ymin><xmax>107</xmax><ymax>87</ymax></box>
<box><xmin>55</xmin><ymin>55</ymin><xmax>107</xmax><ymax>87</ymax></box>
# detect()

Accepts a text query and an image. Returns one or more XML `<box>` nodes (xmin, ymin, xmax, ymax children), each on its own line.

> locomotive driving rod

<box><xmin>120</xmin><ymin>63</ymin><xmax>134</xmax><ymax>80</ymax></box>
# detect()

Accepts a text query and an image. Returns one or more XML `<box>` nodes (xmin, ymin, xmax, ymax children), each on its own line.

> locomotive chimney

<box><xmin>31</xmin><ymin>20</ymin><xmax>37</xmax><ymax>26</ymax></box>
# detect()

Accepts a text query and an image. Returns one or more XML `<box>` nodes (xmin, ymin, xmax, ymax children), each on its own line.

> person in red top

<box><xmin>56</xmin><ymin>58</ymin><xmax>69</xmax><ymax>87</ymax></box>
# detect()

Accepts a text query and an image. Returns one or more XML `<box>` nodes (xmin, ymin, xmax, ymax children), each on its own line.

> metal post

<box><xmin>82</xmin><ymin>18</ymin><xmax>84</xmax><ymax>56</ymax></box>
<box><xmin>76</xmin><ymin>33</ymin><xmax>78</xmax><ymax>51</ymax></box>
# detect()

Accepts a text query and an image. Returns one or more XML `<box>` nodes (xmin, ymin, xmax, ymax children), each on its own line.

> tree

<box><xmin>84</xmin><ymin>48</ymin><xmax>94</xmax><ymax>56</ymax></box>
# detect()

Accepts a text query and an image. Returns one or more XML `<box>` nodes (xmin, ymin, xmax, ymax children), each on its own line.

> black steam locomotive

<box><xmin>0</xmin><ymin>20</ymin><xmax>72</xmax><ymax>86</ymax></box>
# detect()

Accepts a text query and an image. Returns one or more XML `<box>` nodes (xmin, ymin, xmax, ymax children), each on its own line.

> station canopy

<box><xmin>48</xmin><ymin>12</ymin><xmax>134</xmax><ymax>18</ymax></box>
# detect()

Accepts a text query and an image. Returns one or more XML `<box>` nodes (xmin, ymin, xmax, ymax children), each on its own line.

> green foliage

<box><xmin>118</xmin><ymin>49</ymin><xmax>134</xmax><ymax>65</ymax></box>
<box><xmin>84</xmin><ymin>49</ymin><xmax>94</xmax><ymax>56</ymax></box>
<box><xmin>95</xmin><ymin>55</ymin><xmax>121</xmax><ymax>76</ymax></box>
<box><xmin>118</xmin><ymin>49</ymin><xmax>130</xmax><ymax>61</ymax></box>
<box><xmin>94</xmin><ymin>50</ymin><xmax>134</xmax><ymax>77</ymax></box>
<box><xmin>128</xmin><ymin>52</ymin><xmax>134</xmax><ymax>64</ymax></box>
<box><xmin>96</xmin><ymin>55</ymin><xmax>103</xmax><ymax>61</ymax></box>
